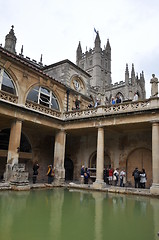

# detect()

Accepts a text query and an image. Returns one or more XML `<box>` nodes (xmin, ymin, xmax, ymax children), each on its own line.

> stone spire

<box><xmin>94</xmin><ymin>31</ymin><xmax>101</xmax><ymax>48</ymax></box>
<box><xmin>106</xmin><ymin>39</ymin><xmax>111</xmax><ymax>51</ymax></box>
<box><xmin>125</xmin><ymin>63</ymin><xmax>129</xmax><ymax>85</ymax></box>
<box><xmin>4</xmin><ymin>25</ymin><xmax>17</xmax><ymax>54</ymax></box>
<box><xmin>125</xmin><ymin>63</ymin><xmax>129</xmax><ymax>75</ymax></box>
<box><xmin>76</xmin><ymin>41</ymin><xmax>82</xmax><ymax>65</ymax></box>
<box><xmin>131</xmin><ymin>63</ymin><xmax>135</xmax><ymax>77</ymax></box>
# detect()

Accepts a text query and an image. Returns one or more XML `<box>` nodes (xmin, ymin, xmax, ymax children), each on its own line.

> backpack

<box><xmin>134</xmin><ymin>171</ymin><xmax>139</xmax><ymax>179</ymax></box>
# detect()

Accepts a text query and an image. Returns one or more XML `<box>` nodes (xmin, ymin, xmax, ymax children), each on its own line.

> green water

<box><xmin>0</xmin><ymin>188</ymin><xmax>159</xmax><ymax>240</ymax></box>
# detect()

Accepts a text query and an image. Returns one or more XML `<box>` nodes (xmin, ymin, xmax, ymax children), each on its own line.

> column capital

<box><xmin>12</xmin><ymin>118</ymin><xmax>23</xmax><ymax>124</ymax></box>
<box><xmin>97</xmin><ymin>126</ymin><xmax>104</xmax><ymax>131</ymax></box>
<box><xmin>151</xmin><ymin>120</ymin><xmax>159</xmax><ymax>124</ymax></box>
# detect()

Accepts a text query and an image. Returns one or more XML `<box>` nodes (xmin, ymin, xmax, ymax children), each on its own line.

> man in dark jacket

<box><xmin>132</xmin><ymin>167</ymin><xmax>140</xmax><ymax>188</ymax></box>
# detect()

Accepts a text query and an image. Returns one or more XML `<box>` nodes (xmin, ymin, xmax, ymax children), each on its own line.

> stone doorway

<box><xmin>0</xmin><ymin>157</ymin><xmax>7</xmax><ymax>181</ymax></box>
<box><xmin>64</xmin><ymin>157</ymin><xmax>74</xmax><ymax>181</ymax></box>
<box><xmin>88</xmin><ymin>151</ymin><xmax>111</xmax><ymax>181</ymax></box>
<box><xmin>127</xmin><ymin>148</ymin><xmax>152</xmax><ymax>188</ymax></box>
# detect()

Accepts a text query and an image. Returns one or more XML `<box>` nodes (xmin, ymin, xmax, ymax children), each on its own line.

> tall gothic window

<box><xmin>0</xmin><ymin>68</ymin><xmax>16</xmax><ymax>95</ymax></box>
<box><xmin>27</xmin><ymin>86</ymin><xmax>59</xmax><ymax>110</ymax></box>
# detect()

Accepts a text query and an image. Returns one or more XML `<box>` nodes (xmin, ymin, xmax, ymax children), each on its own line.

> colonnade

<box><xmin>2</xmin><ymin>119</ymin><xmax>159</xmax><ymax>194</ymax></box>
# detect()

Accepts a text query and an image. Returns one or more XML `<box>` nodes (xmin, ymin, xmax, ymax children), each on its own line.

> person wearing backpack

<box><xmin>132</xmin><ymin>167</ymin><xmax>140</xmax><ymax>188</ymax></box>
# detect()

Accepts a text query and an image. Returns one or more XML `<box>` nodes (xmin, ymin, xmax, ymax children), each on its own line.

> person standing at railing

<box><xmin>116</xmin><ymin>95</ymin><xmax>121</xmax><ymax>104</ymax></box>
<box><xmin>133</xmin><ymin>92</ymin><xmax>138</xmax><ymax>101</ymax></box>
<box><xmin>111</xmin><ymin>97</ymin><xmax>115</xmax><ymax>105</ymax></box>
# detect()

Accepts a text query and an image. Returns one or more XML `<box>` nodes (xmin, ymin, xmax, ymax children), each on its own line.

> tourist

<box><xmin>140</xmin><ymin>169</ymin><xmax>147</xmax><ymax>189</ymax></box>
<box><xmin>88</xmin><ymin>102</ymin><xmax>93</xmax><ymax>108</ymax></box>
<box><xmin>75</xmin><ymin>99</ymin><xmax>80</xmax><ymax>109</ymax></box>
<box><xmin>122</xmin><ymin>169</ymin><xmax>126</xmax><ymax>187</ymax></box>
<box><xmin>32</xmin><ymin>162</ymin><xmax>39</xmax><ymax>184</ymax></box>
<box><xmin>108</xmin><ymin>166</ymin><xmax>113</xmax><ymax>185</ymax></box>
<box><xmin>104</xmin><ymin>167</ymin><xmax>109</xmax><ymax>184</ymax></box>
<box><xmin>80</xmin><ymin>165</ymin><xmax>85</xmax><ymax>184</ymax></box>
<box><xmin>116</xmin><ymin>95</ymin><xmax>121</xmax><ymax>104</ymax></box>
<box><xmin>47</xmin><ymin>165</ymin><xmax>54</xmax><ymax>184</ymax></box>
<box><xmin>111</xmin><ymin>97</ymin><xmax>115</xmax><ymax>105</ymax></box>
<box><xmin>84</xmin><ymin>167</ymin><xmax>89</xmax><ymax>184</ymax></box>
<box><xmin>132</xmin><ymin>167</ymin><xmax>140</xmax><ymax>188</ymax></box>
<box><xmin>133</xmin><ymin>92</ymin><xmax>138</xmax><ymax>101</ymax></box>
<box><xmin>119</xmin><ymin>169</ymin><xmax>126</xmax><ymax>187</ymax></box>
<box><xmin>113</xmin><ymin>168</ymin><xmax>119</xmax><ymax>186</ymax></box>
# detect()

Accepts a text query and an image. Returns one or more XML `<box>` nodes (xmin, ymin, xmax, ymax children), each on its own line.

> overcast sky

<box><xmin>1</xmin><ymin>0</ymin><xmax>159</xmax><ymax>98</ymax></box>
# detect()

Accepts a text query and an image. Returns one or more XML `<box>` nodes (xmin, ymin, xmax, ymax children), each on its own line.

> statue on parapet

<box><xmin>150</xmin><ymin>74</ymin><xmax>159</xmax><ymax>97</ymax></box>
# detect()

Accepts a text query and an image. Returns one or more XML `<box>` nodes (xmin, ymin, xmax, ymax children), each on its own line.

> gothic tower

<box><xmin>76</xmin><ymin>31</ymin><xmax>111</xmax><ymax>90</ymax></box>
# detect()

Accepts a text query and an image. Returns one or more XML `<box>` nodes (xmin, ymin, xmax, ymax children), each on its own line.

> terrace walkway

<box><xmin>0</xmin><ymin>181</ymin><xmax>155</xmax><ymax>198</ymax></box>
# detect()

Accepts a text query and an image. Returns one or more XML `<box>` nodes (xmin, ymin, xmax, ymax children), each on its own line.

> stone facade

<box><xmin>76</xmin><ymin>32</ymin><xmax>146</xmax><ymax>102</ymax></box>
<box><xmin>0</xmin><ymin>26</ymin><xmax>159</xmax><ymax>194</ymax></box>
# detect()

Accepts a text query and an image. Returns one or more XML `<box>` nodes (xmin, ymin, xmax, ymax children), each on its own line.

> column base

<box><xmin>93</xmin><ymin>180</ymin><xmax>106</xmax><ymax>189</ymax></box>
<box><xmin>150</xmin><ymin>183</ymin><xmax>159</xmax><ymax>195</ymax></box>
<box><xmin>10</xmin><ymin>183</ymin><xmax>30</xmax><ymax>191</ymax></box>
<box><xmin>54</xmin><ymin>168</ymin><xmax>65</xmax><ymax>185</ymax></box>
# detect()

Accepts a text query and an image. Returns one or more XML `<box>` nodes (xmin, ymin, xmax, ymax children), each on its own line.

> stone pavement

<box><xmin>0</xmin><ymin>181</ymin><xmax>157</xmax><ymax>198</ymax></box>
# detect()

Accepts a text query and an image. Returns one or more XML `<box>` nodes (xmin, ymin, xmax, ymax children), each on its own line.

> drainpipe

<box><xmin>66</xmin><ymin>89</ymin><xmax>70</xmax><ymax>111</ymax></box>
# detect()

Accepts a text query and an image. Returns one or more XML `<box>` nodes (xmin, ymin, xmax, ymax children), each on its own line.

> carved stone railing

<box><xmin>64</xmin><ymin>98</ymin><xmax>159</xmax><ymax>120</ymax></box>
<box><xmin>25</xmin><ymin>100</ymin><xmax>62</xmax><ymax>119</ymax></box>
<box><xmin>1</xmin><ymin>90</ymin><xmax>159</xmax><ymax>122</ymax></box>
<box><xmin>0</xmin><ymin>90</ymin><xmax>18</xmax><ymax>104</ymax></box>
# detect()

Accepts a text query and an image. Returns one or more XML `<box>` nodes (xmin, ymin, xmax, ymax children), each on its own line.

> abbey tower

<box><xmin>76</xmin><ymin>31</ymin><xmax>146</xmax><ymax>102</ymax></box>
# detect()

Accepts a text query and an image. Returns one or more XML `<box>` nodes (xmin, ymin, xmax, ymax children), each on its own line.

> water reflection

<box><xmin>0</xmin><ymin>189</ymin><xmax>158</xmax><ymax>240</ymax></box>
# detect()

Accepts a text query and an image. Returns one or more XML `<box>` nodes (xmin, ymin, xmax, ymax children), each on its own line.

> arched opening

<box><xmin>64</xmin><ymin>157</ymin><xmax>74</xmax><ymax>181</ymax></box>
<box><xmin>115</xmin><ymin>92</ymin><xmax>124</xmax><ymax>102</ymax></box>
<box><xmin>0</xmin><ymin>68</ymin><xmax>16</xmax><ymax>95</ymax></box>
<box><xmin>26</xmin><ymin>85</ymin><xmax>60</xmax><ymax>110</ymax></box>
<box><xmin>88</xmin><ymin>151</ymin><xmax>111</xmax><ymax>181</ymax></box>
<box><xmin>127</xmin><ymin>148</ymin><xmax>152</xmax><ymax>188</ymax></box>
<box><xmin>0</xmin><ymin>128</ymin><xmax>32</xmax><ymax>181</ymax></box>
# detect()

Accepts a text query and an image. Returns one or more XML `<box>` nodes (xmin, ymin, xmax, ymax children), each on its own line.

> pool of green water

<box><xmin>0</xmin><ymin>188</ymin><xmax>158</xmax><ymax>240</ymax></box>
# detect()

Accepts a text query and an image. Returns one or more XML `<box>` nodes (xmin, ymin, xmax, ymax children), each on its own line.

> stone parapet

<box><xmin>64</xmin><ymin>99</ymin><xmax>154</xmax><ymax>120</ymax></box>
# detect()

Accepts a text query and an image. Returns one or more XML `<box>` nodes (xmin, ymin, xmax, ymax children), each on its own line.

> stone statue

<box><xmin>150</xmin><ymin>74</ymin><xmax>159</xmax><ymax>97</ymax></box>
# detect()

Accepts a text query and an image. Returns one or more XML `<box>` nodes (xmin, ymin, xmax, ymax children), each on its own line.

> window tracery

<box><xmin>26</xmin><ymin>86</ymin><xmax>59</xmax><ymax>110</ymax></box>
<box><xmin>0</xmin><ymin>68</ymin><xmax>16</xmax><ymax>95</ymax></box>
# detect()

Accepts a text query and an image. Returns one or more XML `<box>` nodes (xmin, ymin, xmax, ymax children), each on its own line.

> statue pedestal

<box><xmin>4</xmin><ymin>163</ymin><xmax>30</xmax><ymax>190</ymax></box>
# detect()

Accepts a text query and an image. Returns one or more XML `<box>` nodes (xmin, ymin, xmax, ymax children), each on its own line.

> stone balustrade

<box><xmin>0</xmin><ymin>90</ymin><xmax>18</xmax><ymax>104</ymax></box>
<box><xmin>63</xmin><ymin>98</ymin><xmax>159</xmax><ymax>120</ymax></box>
<box><xmin>1</xmin><ymin>89</ymin><xmax>159</xmax><ymax>121</ymax></box>
<box><xmin>25</xmin><ymin>100</ymin><xmax>62</xmax><ymax>119</ymax></box>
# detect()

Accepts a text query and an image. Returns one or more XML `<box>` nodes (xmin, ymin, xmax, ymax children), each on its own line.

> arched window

<box><xmin>0</xmin><ymin>68</ymin><xmax>16</xmax><ymax>95</ymax></box>
<box><xmin>115</xmin><ymin>92</ymin><xmax>124</xmax><ymax>102</ymax></box>
<box><xmin>27</xmin><ymin>86</ymin><xmax>59</xmax><ymax>110</ymax></box>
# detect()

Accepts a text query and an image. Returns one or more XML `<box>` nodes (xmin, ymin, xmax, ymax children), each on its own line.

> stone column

<box><xmin>93</xmin><ymin>127</ymin><xmax>106</xmax><ymax>189</ymax></box>
<box><xmin>150</xmin><ymin>122</ymin><xmax>159</xmax><ymax>195</ymax></box>
<box><xmin>7</xmin><ymin>119</ymin><xmax>22</xmax><ymax>165</ymax></box>
<box><xmin>4</xmin><ymin>119</ymin><xmax>29</xmax><ymax>188</ymax></box>
<box><xmin>54</xmin><ymin>130</ymin><xmax>66</xmax><ymax>184</ymax></box>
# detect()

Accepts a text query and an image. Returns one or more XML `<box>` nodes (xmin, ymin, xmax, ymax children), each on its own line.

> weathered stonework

<box><xmin>0</xmin><ymin>26</ymin><xmax>159</xmax><ymax>194</ymax></box>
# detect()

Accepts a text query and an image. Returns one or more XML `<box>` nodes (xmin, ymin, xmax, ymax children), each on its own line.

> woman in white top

<box><xmin>140</xmin><ymin>168</ymin><xmax>147</xmax><ymax>188</ymax></box>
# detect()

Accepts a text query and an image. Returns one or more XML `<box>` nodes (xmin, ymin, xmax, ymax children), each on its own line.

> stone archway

<box><xmin>88</xmin><ymin>151</ymin><xmax>111</xmax><ymax>181</ymax></box>
<box><xmin>0</xmin><ymin>128</ymin><xmax>32</xmax><ymax>180</ymax></box>
<box><xmin>64</xmin><ymin>157</ymin><xmax>74</xmax><ymax>181</ymax></box>
<box><xmin>127</xmin><ymin>148</ymin><xmax>152</xmax><ymax>188</ymax></box>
